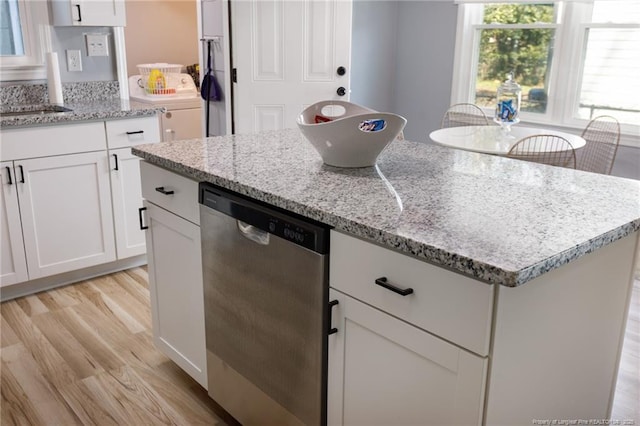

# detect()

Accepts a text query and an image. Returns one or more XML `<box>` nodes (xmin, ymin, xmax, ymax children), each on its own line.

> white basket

<box><xmin>297</xmin><ymin>100</ymin><xmax>407</xmax><ymax>168</ymax></box>
<box><xmin>136</xmin><ymin>63</ymin><xmax>183</xmax><ymax>96</ymax></box>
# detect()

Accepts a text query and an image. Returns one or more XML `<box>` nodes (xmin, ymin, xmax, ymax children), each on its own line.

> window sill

<box><xmin>1</xmin><ymin>66</ymin><xmax>47</xmax><ymax>82</ymax></box>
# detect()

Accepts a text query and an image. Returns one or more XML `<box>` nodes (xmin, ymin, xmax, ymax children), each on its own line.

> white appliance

<box><xmin>129</xmin><ymin>73</ymin><xmax>203</xmax><ymax>142</ymax></box>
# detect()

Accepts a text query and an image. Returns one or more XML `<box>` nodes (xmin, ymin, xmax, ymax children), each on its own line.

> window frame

<box><xmin>0</xmin><ymin>0</ymin><xmax>52</xmax><ymax>81</ymax></box>
<box><xmin>451</xmin><ymin>1</ymin><xmax>640</xmax><ymax>145</ymax></box>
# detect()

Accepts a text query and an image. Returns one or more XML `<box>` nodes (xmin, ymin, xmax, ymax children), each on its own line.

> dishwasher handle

<box><xmin>237</xmin><ymin>220</ymin><xmax>270</xmax><ymax>245</ymax></box>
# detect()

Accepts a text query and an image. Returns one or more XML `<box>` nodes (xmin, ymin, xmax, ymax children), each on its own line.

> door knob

<box><xmin>337</xmin><ymin>87</ymin><xmax>346</xmax><ymax>96</ymax></box>
<box><xmin>337</xmin><ymin>66</ymin><xmax>346</xmax><ymax>76</ymax></box>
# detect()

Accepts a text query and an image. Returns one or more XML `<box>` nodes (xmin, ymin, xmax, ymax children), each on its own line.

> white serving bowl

<box><xmin>297</xmin><ymin>100</ymin><xmax>407</xmax><ymax>168</ymax></box>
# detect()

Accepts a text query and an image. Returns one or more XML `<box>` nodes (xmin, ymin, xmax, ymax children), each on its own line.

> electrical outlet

<box><xmin>86</xmin><ymin>33</ymin><xmax>109</xmax><ymax>57</ymax></box>
<box><xmin>66</xmin><ymin>49</ymin><xmax>82</xmax><ymax>72</ymax></box>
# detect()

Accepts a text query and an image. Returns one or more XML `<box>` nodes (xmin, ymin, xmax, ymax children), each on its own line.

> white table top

<box><xmin>429</xmin><ymin>125</ymin><xmax>586</xmax><ymax>155</ymax></box>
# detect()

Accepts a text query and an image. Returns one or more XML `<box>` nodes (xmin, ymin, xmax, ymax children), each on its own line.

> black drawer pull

<box><xmin>155</xmin><ymin>186</ymin><xmax>174</xmax><ymax>195</ymax></box>
<box><xmin>374</xmin><ymin>277</ymin><xmax>414</xmax><ymax>296</ymax></box>
<box><xmin>75</xmin><ymin>4</ymin><xmax>82</xmax><ymax>22</ymax></box>
<box><xmin>138</xmin><ymin>207</ymin><xmax>148</xmax><ymax>230</ymax></box>
<box><xmin>328</xmin><ymin>299</ymin><xmax>339</xmax><ymax>335</ymax></box>
<box><xmin>18</xmin><ymin>165</ymin><xmax>25</xmax><ymax>183</ymax></box>
<box><xmin>5</xmin><ymin>167</ymin><xmax>12</xmax><ymax>185</ymax></box>
<box><xmin>126</xmin><ymin>130</ymin><xmax>144</xmax><ymax>135</ymax></box>
<box><xmin>113</xmin><ymin>153</ymin><xmax>119</xmax><ymax>171</ymax></box>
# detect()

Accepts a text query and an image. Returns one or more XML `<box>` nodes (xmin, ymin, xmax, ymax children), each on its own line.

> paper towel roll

<box><xmin>47</xmin><ymin>52</ymin><xmax>64</xmax><ymax>105</ymax></box>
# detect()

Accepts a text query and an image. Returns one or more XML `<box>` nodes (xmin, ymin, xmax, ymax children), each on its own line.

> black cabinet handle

<box><xmin>126</xmin><ymin>130</ymin><xmax>144</xmax><ymax>135</ymax></box>
<box><xmin>374</xmin><ymin>277</ymin><xmax>414</xmax><ymax>296</ymax></box>
<box><xmin>138</xmin><ymin>207</ymin><xmax>148</xmax><ymax>230</ymax></box>
<box><xmin>18</xmin><ymin>165</ymin><xmax>25</xmax><ymax>183</ymax></box>
<box><xmin>75</xmin><ymin>4</ymin><xmax>82</xmax><ymax>22</ymax></box>
<box><xmin>328</xmin><ymin>299</ymin><xmax>339</xmax><ymax>335</ymax></box>
<box><xmin>5</xmin><ymin>167</ymin><xmax>12</xmax><ymax>185</ymax></box>
<box><xmin>155</xmin><ymin>186</ymin><xmax>174</xmax><ymax>195</ymax></box>
<box><xmin>336</xmin><ymin>86</ymin><xmax>346</xmax><ymax>96</ymax></box>
<box><xmin>113</xmin><ymin>154</ymin><xmax>119</xmax><ymax>171</ymax></box>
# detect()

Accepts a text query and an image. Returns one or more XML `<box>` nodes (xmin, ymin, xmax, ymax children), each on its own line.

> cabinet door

<box><xmin>17</xmin><ymin>152</ymin><xmax>116</xmax><ymax>280</ymax></box>
<box><xmin>52</xmin><ymin>0</ymin><xmax>126</xmax><ymax>26</ymax></box>
<box><xmin>143</xmin><ymin>201</ymin><xmax>207</xmax><ymax>388</ymax></box>
<box><xmin>110</xmin><ymin>148</ymin><xmax>145</xmax><ymax>259</ymax></box>
<box><xmin>327</xmin><ymin>289</ymin><xmax>487</xmax><ymax>426</ymax></box>
<box><xmin>0</xmin><ymin>162</ymin><xmax>28</xmax><ymax>286</ymax></box>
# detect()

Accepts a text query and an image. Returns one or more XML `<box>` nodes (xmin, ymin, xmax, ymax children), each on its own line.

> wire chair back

<box><xmin>441</xmin><ymin>103</ymin><xmax>490</xmax><ymax>128</ymax></box>
<box><xmin>507</xmin><ymin>134</ymin><xmax>576</xmax><ymax>169</ymax></box>
<box><xmin>577</xmin><ymin>115</ymin><xmax>620</xmax><ymax>175</ymax></box>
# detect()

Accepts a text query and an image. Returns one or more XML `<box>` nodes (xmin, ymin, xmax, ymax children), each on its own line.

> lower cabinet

<box><xmin>142</xmin><ymin>197</ymin><xmax>207</xmax><ymax>388</ymax></box>
<box><xmin>1</xmin><ymin>161</ymin><xmax>28</xmax><ymax>286</ymax></box>
<box><xmin>2</xmin><ymin>152</ymin><xmax>116</xmax><ymax>282</ymax></box>
<box><xmin>327</xmin><ymin>288</ymin><xmax>487</xmax><ymax>426</ymax></box>
<box><xmin>0</xmin><ymin>116</ymin><xmax>160</xmax><ymax>290</ymax></box>
<box><xmin>109</xmin><ymin>148</ymin><xmax>146</xmax><ymax>259</ymax></box>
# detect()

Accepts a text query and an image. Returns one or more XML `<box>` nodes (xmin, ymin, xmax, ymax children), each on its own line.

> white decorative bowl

<box><xmin>297</xmin><ymin>100</ymin><xmax>407</xmax><ymax>168</ymax></box>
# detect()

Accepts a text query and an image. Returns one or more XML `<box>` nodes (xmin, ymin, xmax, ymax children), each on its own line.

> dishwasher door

<box><xmin>199</xmin><ymin>183</ymin><xmax>329</xmax><ymax>426</ymax></box>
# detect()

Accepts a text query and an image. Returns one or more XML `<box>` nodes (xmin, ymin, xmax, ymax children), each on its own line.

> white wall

<box><xmin>350</xmin><ymin>1</ymin><xmax>399</xmax><ymax>114</ymax></box>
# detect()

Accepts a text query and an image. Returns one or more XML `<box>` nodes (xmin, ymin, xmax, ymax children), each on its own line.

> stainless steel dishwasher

<box><xmin>199</xmin><ymin>183</ymin><xmax>330</xmax><ymax>426</ymax></box>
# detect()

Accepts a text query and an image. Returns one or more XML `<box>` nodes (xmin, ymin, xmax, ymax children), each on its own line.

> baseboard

<box><xmin>0</xmin><ymin>255</ymin><xmax>147</xmax><ymax>302</ymax></box>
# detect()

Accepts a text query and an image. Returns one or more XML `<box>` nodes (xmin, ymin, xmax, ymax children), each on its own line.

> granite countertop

<box><xmin>0</xmin><ymin>99</ymin><xmax>163</xmax><ymax>128</ymax></box>
<box><xmin>132</xmin><ymin>128</ymin><xmax>640</xmax><ymax>287</ymax></box>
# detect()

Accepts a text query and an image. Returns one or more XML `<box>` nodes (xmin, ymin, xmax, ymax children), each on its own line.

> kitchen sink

<box><xmin>1</xmin><ymin>105</ymin><xmax>73</xmax><ymax>117</ymax></box>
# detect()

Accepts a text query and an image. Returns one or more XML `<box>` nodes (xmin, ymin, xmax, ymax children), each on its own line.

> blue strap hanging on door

<box><xmin>201</xmin><ymin>40</ymin><xmax>222</xmax><ymax>102</ymax></box>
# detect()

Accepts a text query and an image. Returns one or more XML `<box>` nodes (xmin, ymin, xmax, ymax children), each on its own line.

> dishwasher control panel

<box><xmin>199</xmin><ymin>182</ymin><xmax>329</xmax><ymax>253</ymax></box>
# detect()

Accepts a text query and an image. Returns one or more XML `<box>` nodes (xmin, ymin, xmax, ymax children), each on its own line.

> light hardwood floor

<box><xmin>1</xmin><ymin>267</ymin><xmax>638</xmax><ymax>424</ymax></box>
<box><xmin>0</xmin><ymin>267</ymin><xmax>230</xmax><ymax>425</ymax></box>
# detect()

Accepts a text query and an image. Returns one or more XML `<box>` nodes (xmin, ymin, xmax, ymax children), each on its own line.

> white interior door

<box><xmin>232</xmin><ymin>0</ymin><xmax>352</xmax><ymax>134</ymax></box>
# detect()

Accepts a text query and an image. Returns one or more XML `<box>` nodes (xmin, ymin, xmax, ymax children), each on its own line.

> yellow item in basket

<box><xmin>147</xmin><ymin>69</ymin><xmax>166</xmax><ymax>94</ymax></box>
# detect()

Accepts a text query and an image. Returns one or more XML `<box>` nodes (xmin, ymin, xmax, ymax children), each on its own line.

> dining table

<box><xmin>429</xmin><ymin>125</ymin><xmax>586</xmax><ymax>155</ymax></box>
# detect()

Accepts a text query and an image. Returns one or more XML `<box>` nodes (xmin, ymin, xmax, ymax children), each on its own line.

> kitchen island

<box><xmin>133</xmin><ymin>128</ymin><xmax>640</xmax><ymax>425</ymax></box>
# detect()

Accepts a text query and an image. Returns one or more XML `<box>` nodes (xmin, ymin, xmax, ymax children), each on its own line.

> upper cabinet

<box><xmin>50</xmin><ymin>0</ymin><xmax>126</xmax><ymax>26</ymax></box>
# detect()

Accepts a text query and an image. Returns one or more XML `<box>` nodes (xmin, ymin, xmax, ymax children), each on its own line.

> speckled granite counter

<box><xmin>132</xmin><ymin>128</ymin><xmax>640</xmax><ymax>286</ymax></box>
<box><xmin>0</xmin><ymin>99</ymin><xmax>163</xmax><ymax>128</ymax></box>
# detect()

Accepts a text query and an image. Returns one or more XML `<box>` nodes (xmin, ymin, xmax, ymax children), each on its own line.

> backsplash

<box><xmin>0</xmin><ymin>81</ymin><xmax>120</xmax><ymax>105</ymax></box>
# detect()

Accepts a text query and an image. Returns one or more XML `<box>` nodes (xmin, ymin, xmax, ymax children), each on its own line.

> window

<box><xmin>1</xmin><ymin>0</ymin><xmax>25</xmax><ymax>55</ymax></box>
<box><xmin>452</xmin><ymin>1</ymin><xmax>640</xmax><ymax>139</ymax></box>
<box><xmin>0</xmin><ymin>0</ymin><xmax>52</xmax><ymax>81</ymax></box>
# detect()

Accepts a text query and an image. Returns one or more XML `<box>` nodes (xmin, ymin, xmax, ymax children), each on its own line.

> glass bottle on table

<box><xmin>494</xmin><ymin>72</ymin><xmax>522</xmax><ymax>134</ymax></box>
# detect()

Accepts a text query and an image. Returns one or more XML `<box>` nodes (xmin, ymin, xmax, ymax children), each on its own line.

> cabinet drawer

<box><xmin>1</xmin><ymin>122</ymin><xmax>106</xmax><ymax>161</ymax></box>
<box><xmin>330</xmin><ymin>230</ymin><xmax>494</xmax><ymax>356</ymax></box>
<box><xmin>106</xmin><ymin>116</ymin><xmax>160</xmax><ymax>149</ymax></box>
<box><xmin>140</xmin><ymin>162</ymin><xmax>199</xmax><ymax>225</ymax></box>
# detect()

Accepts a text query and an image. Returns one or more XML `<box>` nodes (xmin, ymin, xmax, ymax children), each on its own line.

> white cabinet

<box><xmin>0</xmin><ymin>161</ymin><xmax>28</xmax><ymax>287</ymax></box>
<box><xmin>0</xmin><ymin>116</ymin><xmax>159</xmax><ymax>290</ymax></box>
<box><xmin>140</xmin><ymin>162</ymin><xmax>207</xmax><ymax>388</ymax></box>
<box><xmin>109</xmin><ymin>149</ymin><xmax>145</xmax><ymax>258</ymax></box>
<box><xmin>50</xmin><ymin>0</ymin><xmax>126</xmax><ymax>26</ymax></box>
<box><xmin>327</xmin><ymin>289</ymin><xmax>487</xmax><ymax>426</ymax></box>
<box><xmin>6</xmin><ymin>152</ymin><xmax>116</xmax><ymax>281</ymax></box>
<box><xmin>328</xmin><ymin>230</ymin><xmax>492</xmax><ymax>425</ymax></box>
<box><xmin>106</xmin><ymin>117</ymin><xmax>160</xmax><ymax>259</ymax></box>
<box><xmin>160</xmin><ymin>109</ymin><xmax>203</xmax><ymax>142</ymax></box>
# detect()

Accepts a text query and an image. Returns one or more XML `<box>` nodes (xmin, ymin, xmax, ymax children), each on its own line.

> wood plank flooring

<box><xmin>0</xmin><ymin>267</ymin><xmax>228</xmax><ymax>425</ymax></box>
<box><xmin>1</xmin><ymin>267</ymin><xmax>638</xmax><ymax>424</ymax></box>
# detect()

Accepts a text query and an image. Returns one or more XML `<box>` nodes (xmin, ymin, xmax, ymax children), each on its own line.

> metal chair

<box><xmin>576</xmin><ymin>115</ymin><xmax>620</xmax><ymax>175</ymax></box>
<box><xmin>507</xmin><ymin>134</ymin><xmax>576</xmax><ymax>169</ymax></box>
<box><xmin>441</xmin><ymin>103</ymin><xmax>490</xmax><ymax>128</ymax></box>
